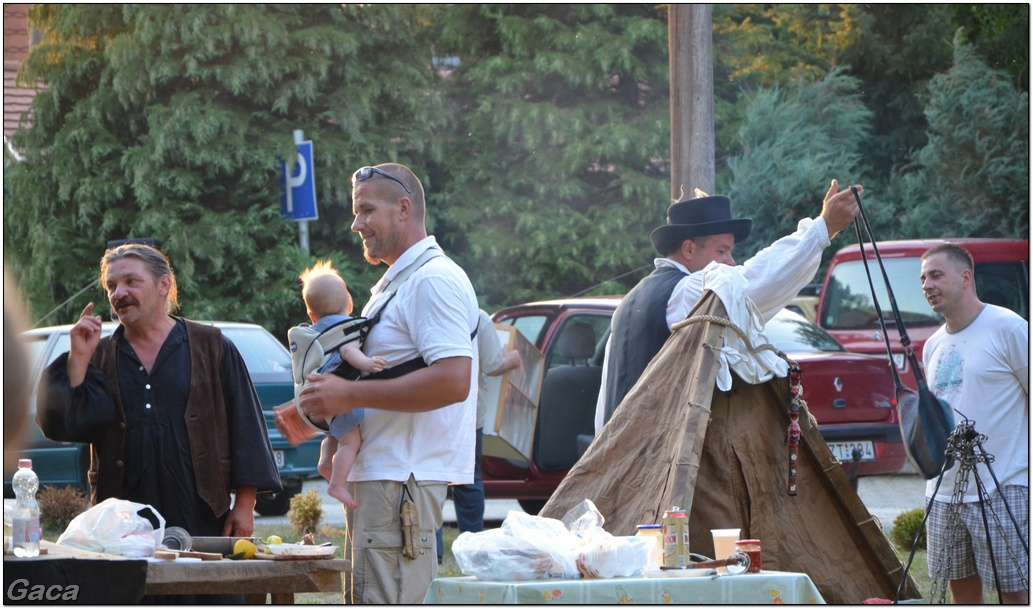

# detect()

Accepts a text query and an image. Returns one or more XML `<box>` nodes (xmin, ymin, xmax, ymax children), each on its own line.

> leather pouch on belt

<box><xmin>400</xmin><ymin>485</ymin><xmax>421</xmax><ymax>560</ymax></box>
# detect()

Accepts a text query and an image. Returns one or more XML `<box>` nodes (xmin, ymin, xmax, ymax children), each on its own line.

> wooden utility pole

<box><xmin>668</xmin><ymin>4</ymin><xmax>714</xmax><ymax>202</ymax></box>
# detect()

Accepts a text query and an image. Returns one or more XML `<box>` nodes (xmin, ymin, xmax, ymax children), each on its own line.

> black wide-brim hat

<box><xmin>650</xmin><ymin>195</ymin><xmax>753</xmax><ymax>256</ymax></box>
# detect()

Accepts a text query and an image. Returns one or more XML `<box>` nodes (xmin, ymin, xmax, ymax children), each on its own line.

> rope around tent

<box><xmin>673</xmin><ymin>312</ymin><xmax>804</xmax><ymax>495</ymax></box>
<box><xmin>672</xmin><ymin>314</ymin><xmax>785</xmax><ymax>360</ymax></box>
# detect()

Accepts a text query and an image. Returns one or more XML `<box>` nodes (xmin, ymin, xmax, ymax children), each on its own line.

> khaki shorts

<box><xmin>343</xmin><ymin>476</ymin><xmax>446</xmax><ymax>604</ymax></box>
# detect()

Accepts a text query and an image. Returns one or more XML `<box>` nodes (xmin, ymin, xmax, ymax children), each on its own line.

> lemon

<box><xmin>233</xmin><ymin>539</ymin><xmax>257</xmax><ymax>560</ymax></box>
<box><xmin>266</xmin><ymin>535</ymin><xmax>282</xmax><ymax>546</ymax></box>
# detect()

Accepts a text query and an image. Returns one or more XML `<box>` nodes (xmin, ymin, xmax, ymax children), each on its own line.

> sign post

<box><xmin>281</xmin><ymin>130</ymin><xmax>318</xmax><ymax>253</ymax></box>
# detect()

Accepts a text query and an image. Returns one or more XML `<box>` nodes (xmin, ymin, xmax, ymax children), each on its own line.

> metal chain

<box><xmin>929</xmin><ymin>420</ymin><xmax>1027</xmax><ymax>603</ymax></box>
<box><xmin>971</xmin><ymin>440</ymin><xmax>1030</xmax><ymax>593</ymax></box>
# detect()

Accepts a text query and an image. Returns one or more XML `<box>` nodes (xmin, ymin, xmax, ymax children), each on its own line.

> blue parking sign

<box><xmin>281</xmin><ymin>141</ymin><xmax>317</xmax><ymax>221</ymax></box>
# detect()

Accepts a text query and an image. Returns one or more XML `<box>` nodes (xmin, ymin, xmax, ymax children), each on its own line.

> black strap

<box><xmin>401</xmin><ymin>483</ymin><xmax>415</xmax><ymax>504</ymax></box>
<box><xmin>365</xmin><ymin>249</ymin><xmax>478</xmax><ymax>340</ymax></box>
<box><xmin>365</xmin><ymin>357</ymin><xmax>428</xmax><ymax>380</ymax></box>
<box><xmin>361</xmin><ymin>248</ymin><xmax>479</xmax><ymax>381</ymax></box>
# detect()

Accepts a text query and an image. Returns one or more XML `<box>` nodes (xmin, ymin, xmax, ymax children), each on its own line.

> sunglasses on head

<box><xmin>352</xmin><ymin>166</ymin><xmax>412</xmax><ymax>194</ymax></box>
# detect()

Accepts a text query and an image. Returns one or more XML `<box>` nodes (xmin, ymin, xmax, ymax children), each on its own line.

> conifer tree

<box><xmin>430</xmin><ymin>4</ymin><xmax>671</xmax><ymax>304</ymax></box>
<box><xmin>723</xmin><ymin>69</ymin><xmax>873</xmax><ymax>263</ymax></box>
<box><xmin>892</xmin><ymin>33</ymin><xmax>1029</xmax><ymax>239</ymax></box>
<box><xmin>4</xmin><ymin>4</ymin><xmax>444</xmax><ymax>337</ymax></box>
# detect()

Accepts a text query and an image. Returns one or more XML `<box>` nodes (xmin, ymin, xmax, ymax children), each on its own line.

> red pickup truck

<box><xmin>815</xmin><ymin>238</ymin><xmax>1029</xmax><ymax>390</ymax></box>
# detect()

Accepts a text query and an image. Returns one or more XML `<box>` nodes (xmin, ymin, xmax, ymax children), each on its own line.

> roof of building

<box><xmin>4</xmin><ymin>60</ymin><xmax>37</xmax><ymax>140</ymax></box>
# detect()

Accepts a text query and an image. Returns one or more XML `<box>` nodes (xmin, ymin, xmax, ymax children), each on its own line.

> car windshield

<box><xmin>820</xmin><ymin>258</ymin><xmax>942</xmax><ymax>330</ymax></box>
<box><xmin>822</xmin><ymin>257</ymin><xmax>1029</xmax><ymax>330</ymax></box>
<box><xmin>219</xmin><ymin>327</ymin><xmax>291</xmax><ymax>374</ymax></box>
<box><xmin>766</xmin><ymin>311</ymin><xmax>845</xmax><ymax>353</ymax></box>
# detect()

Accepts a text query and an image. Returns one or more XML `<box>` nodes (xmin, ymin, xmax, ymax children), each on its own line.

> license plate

<box><xmin>826</xmin><ymin>441</ymin><xmax>875</xmax><ymax>463</ymax></box>
<box><xmin>273</xmin><ymin>450</ymin><xmax>285</xmax><ymax>469</ymax></box>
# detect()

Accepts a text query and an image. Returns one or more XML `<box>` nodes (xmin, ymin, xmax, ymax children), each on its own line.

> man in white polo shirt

<box><xmin>299</xmin><ymin>163</ymin><xmax>479</xmax><ymax>604</ymax></box>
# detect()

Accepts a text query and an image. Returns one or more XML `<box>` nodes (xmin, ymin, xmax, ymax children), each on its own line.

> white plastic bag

<box><xmin>560</xmin><ymin>499</ymin><xmax>649</xmax><ymax>578</ymax></box>
<box><xmin>57</xmin><ymin>497</ymin><xmax>165</xmax><ymax>557</ymax></box>
<box><xmin>561</xmin><ymin>499</ymin><xmax>607</xmax><ymax>541</ymax></box>
<box><xmin>452</xmin><ymin>510</ymin><xmax>580</xmax><ymax>581</ymax></box>
<box><xmin>452</xmin><ymin>502</ymin><xmax>651</xmax><ymax>581</ymax></box>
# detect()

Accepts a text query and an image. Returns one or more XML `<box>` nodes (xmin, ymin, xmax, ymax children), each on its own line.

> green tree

<box><xmin>722</xmin><ymin>68</ymin><xmax>874</xmax><ymax>264</ymax></box>
<box><xmin>712</xmin><ymin>5</ymin><xmax>865</xmax><ymax>179</ymax></box>
<box><xmin>950</xmin><ymin>4</ymin><xmax>1029</xmax><ymax>91</ymax></box>
<box><xmin>891</xmin><ymin>32</ymin><xmax>1029</xmax><ymax>239</ymax></box>
<box><xmin>6</xmin><ymin>5</ymin><xmax>1027</xmax><ymax>327</ymax></box>
<box><xmin>838</xmin><ymin>4</ymin><xmax>957</xmax><ymax>180</ymax></box>
<box><xmin>430</xmin><ymin>4</ymin><xmax>671</xmax><ymax>306</ymax></box>
<box><xmin>4</xmin><ymin>4</ymin><xmax>445</xmax><ymax>338</ymax></box>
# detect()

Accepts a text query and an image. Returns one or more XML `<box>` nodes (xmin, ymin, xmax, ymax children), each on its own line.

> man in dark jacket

<box><xmin>37</xmin><ymin>243</ymin><xmax>281</xmax><ymax>542</ymax></box>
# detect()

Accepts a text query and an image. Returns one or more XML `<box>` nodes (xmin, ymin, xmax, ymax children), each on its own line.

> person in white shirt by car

<box><xmin>298</xmin><ymin>163</ymin><xmax>479</xmax><ymax>605</ymax></box>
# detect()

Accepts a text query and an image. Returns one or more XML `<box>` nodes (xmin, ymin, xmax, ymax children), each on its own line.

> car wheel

<box><xmin>518</xmin><ymin>499</ymin><xmax>547</xmax><ymax>515</ymax></box>
<box><xmin>254</xmin><ymin>478</ymin><xmax>303</xmax><ymax>516</ymax></box>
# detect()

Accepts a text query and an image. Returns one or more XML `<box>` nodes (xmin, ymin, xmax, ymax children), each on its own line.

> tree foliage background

<box><xmin>5</xmin><ymin>4</ymin><xmax>445</xmax><ymax>337</ymax></box>
<box><xmin>4</xmin><ymin>4</ymin><xmax>1028</xmax><ymax>340</ymax></box>
<box><xmin>431</xmin><ymin>4</ymin><xmax>671</xmax><ymax>305</ymax></box>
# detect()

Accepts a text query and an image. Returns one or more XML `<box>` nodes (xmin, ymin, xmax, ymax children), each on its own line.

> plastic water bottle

<box><xmin>11</xmin><ymin>459</ymin><xmax>41</xmax><ymax>557</ymax></box>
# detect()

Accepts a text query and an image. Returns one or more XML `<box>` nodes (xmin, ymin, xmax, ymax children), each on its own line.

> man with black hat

<box><xmin>594</xmin><ymin>179</ymin><xmax>861</xmax><ymax>432</ymax></box>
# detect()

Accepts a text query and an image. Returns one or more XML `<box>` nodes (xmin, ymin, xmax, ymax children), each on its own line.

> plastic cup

<box><xmin>623</xmin><ymin>536</ymin><xmax>652</xmax><ymax>574</ymax></box>
<box><xmin>161</xmin><ymin>526</ymin><xmax>192</xmax><ymax>551</ymax></box>
<box><xmin>711</xmin><ymin>528</ymin><xmax>741</xmax><ymax>573</ymax></box>
<box><xmin>577</xmin><ymin>538</ymin><xmax>638</xmax><ymax>579</ymax></box>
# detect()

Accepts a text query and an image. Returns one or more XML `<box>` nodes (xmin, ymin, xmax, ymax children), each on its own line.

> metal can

<box><xmin>662</xmin><ymin>507</ymin><xmax>690</xmax><ymax>568</ymax></box>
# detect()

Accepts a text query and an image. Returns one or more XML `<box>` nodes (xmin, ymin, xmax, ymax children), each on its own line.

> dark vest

<box><xmin>92</xmin><ymin>320</ymin><xmax>234</xmax><ymax>517</ymax></box>
<box><xmin>603</xmin><ymin>266</ymin><xmax>687</xmax><ymax>424</ymax></box>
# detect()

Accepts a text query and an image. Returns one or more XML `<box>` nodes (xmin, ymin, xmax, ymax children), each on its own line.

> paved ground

<box><xmin>257</xmin><ymin>472</ymin><xmax>929</xmax><ymax>535</ymax></box>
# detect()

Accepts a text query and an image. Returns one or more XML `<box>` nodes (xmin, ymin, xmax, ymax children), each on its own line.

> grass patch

<box><xmin>892</xmin><ymin>543</ymin><xmax>1001</xmax><ymax>604</ymax></box>
<box><xmin>252</xmin><ymin>522</ymin><xmax>463</xmax><ymax>604</ymax></box>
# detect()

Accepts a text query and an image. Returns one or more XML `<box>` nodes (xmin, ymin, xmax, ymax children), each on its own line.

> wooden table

<box><xmin>146</xmin><ymin>553</ymin><xmax>351</xmax><ymax>603</ymax></box>
<box><xmin>6</xmin><ymin>541</ymin><xmax>350</xmax><ymax>604</ymax></box>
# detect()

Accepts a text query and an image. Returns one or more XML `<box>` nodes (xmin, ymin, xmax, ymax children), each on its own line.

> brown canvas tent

<box><xmin>540</xmin><ymin>292</ymin><xmax>921</xmax><ymax>604</ymax></box>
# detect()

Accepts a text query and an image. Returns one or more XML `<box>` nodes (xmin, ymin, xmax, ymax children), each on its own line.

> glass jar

<box><xmin>735</xmin><ymin>539</ymin><xmax>762</xmax><ymax>573</ymax></box>
<box><xmin>635</xmin><ymin>524</ymin><xmax>663</xmax><ymax>569</ymax></box>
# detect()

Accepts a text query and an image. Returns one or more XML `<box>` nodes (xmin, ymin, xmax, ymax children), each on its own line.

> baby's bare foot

<box><xmin>327</xmin><ymin>483</ymin><xmax>357</xmax><ymax>509</ymax></box>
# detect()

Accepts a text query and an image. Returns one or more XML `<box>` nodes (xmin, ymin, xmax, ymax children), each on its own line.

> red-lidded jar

<box><xmin>735</xmin><ymin>539</ymin><xmax>762</xmax><ymax>573</ymax></box>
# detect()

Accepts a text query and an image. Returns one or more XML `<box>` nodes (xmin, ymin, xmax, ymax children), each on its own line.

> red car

<box><xmin>485</xmin><ymin>297</ymin><xmax>904</xmax><ymax>513</ymax></box>
<box><xmin>816</xmin><ymin>238</ymin><xmax>1029</xmax><ymax>390</ymax></box>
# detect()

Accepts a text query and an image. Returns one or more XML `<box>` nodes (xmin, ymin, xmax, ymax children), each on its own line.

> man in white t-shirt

<box><xmin>920</xmin><ymin>243</ymin><xmax>1029</xmax><ymax>605</ymax></box>
<box><xmin>298</xmin><ymin>163</ymin><xmax>479</xmax><ymax>604</ymax></box>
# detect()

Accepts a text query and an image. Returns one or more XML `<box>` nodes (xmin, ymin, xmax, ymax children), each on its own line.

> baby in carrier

<box><xmin>292</xmin><ymin>261</ymin><xmax>386</xmax><ymax>508</ymax></box>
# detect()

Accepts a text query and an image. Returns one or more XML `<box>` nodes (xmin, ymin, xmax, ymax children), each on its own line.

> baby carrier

<box><xmin>288</xmin><ymin>248</ymin><xmax>445</xmax><ymax>433</ymax></box>
<box><xmin>288</xmin><ymin>318</ymin><xmax>371</xmax><ymax>432</ymax></box>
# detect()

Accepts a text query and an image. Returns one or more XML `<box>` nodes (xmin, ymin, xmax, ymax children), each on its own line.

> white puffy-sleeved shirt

<box><xmin>594</xmin><ymin>217</ymin><xmax>832</xmax><ymax>434</ymax></box>
<box><xmin>349</xmin><ymin>236</ymin><xmax>480</xmax><ymax>484</ymax></box>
